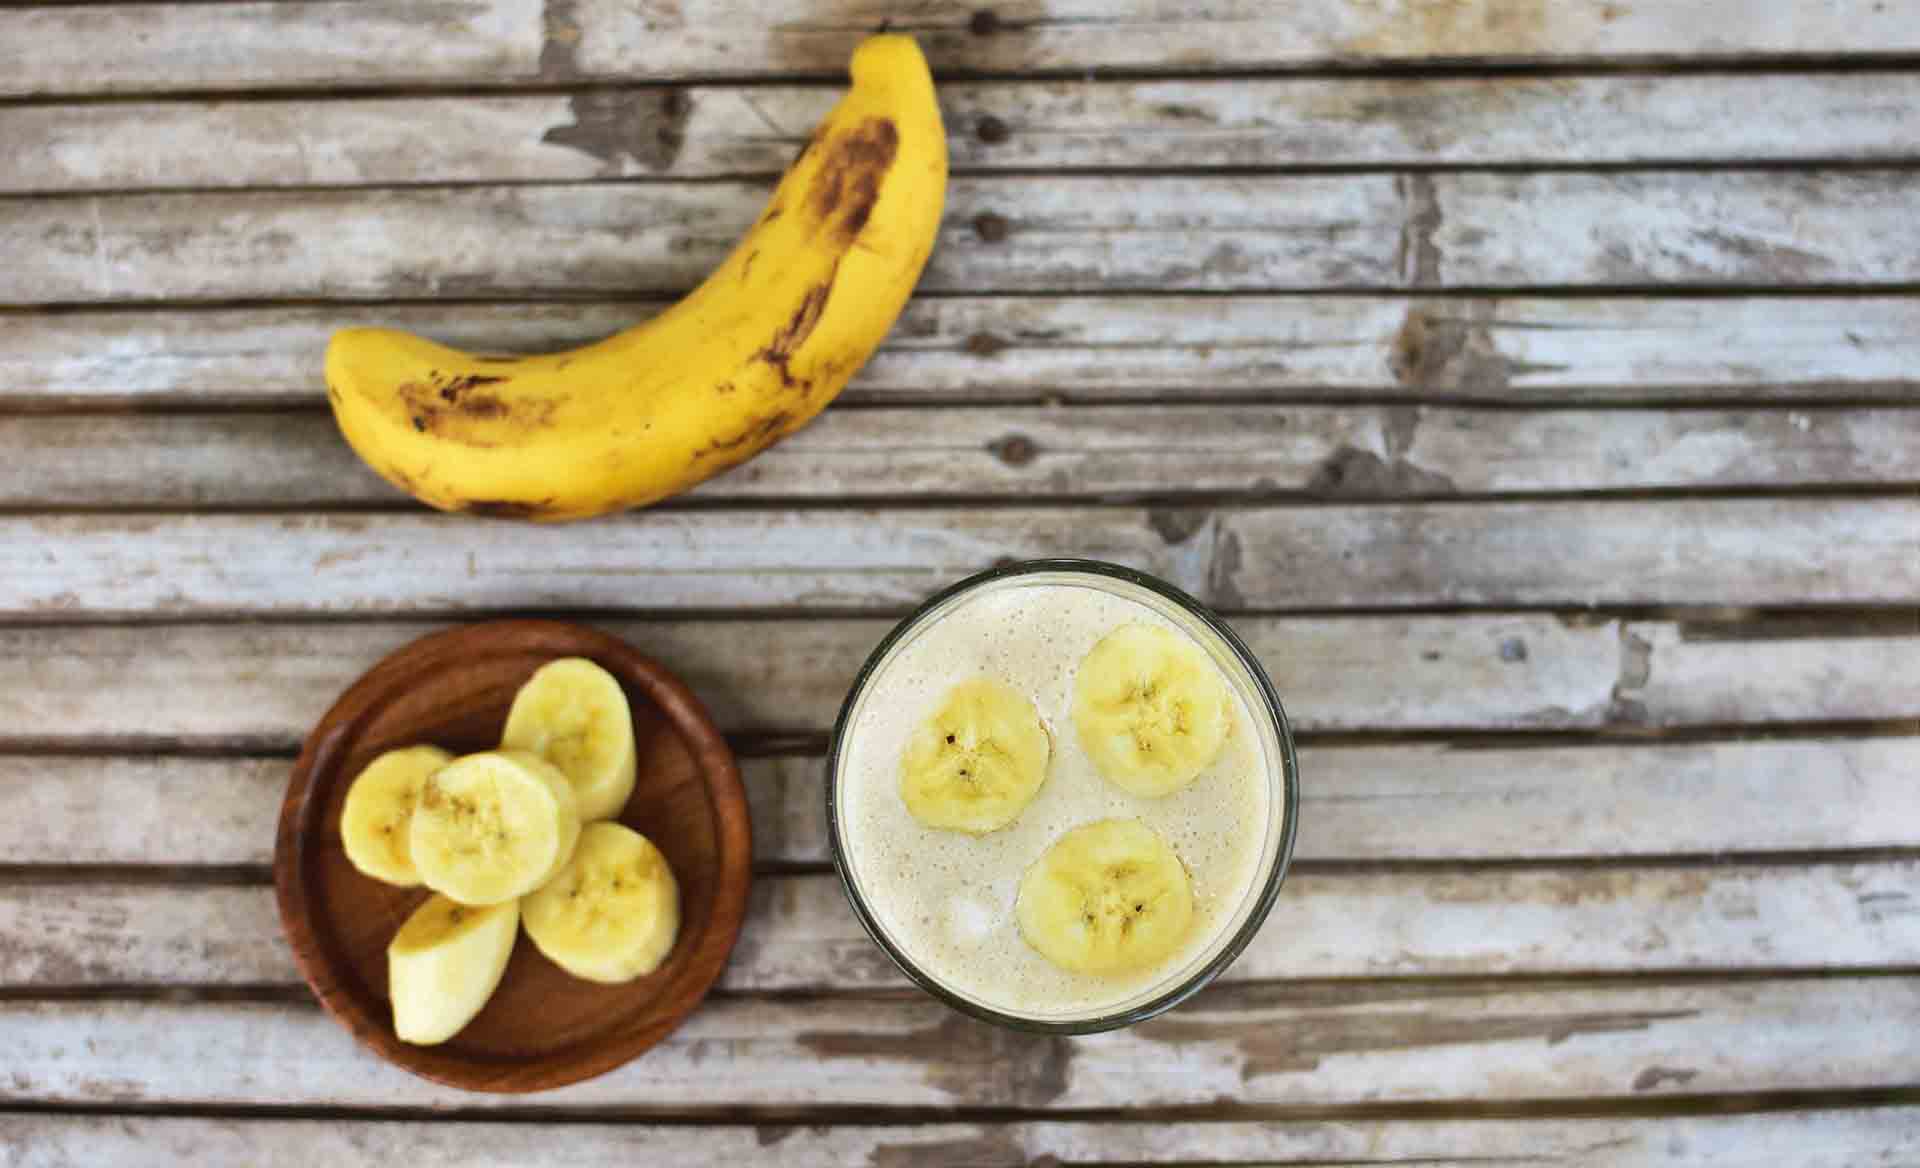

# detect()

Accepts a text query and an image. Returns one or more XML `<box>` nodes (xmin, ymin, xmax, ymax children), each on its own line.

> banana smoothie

<box><xmin>832</xmin><ymin>567</ymin><xmax>1290</xmax><ymax>1023</ymax></box>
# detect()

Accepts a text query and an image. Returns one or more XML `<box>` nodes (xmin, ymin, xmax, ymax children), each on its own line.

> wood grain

<box><xmin>7</xmin><ymin>406</ymin><xmax>1916</xmax><ymax>507</ymax></box>
<box><xmin>2</xmin><ymin>977</ymin><xmax>1912</xmax><ymax>1108</ymax></box>
<box><xmin>7</xmin><ymin>171</ymin><xmax>1917</xmax><ymax>305</ymax></box>
<box><xmin>6</xmin><ymin>1111</ymin><xmax>1919</xmax><ymax>1168</ymax></box>
<box><xmin>4</xmin><ymin>500</ymin><xmax>1913</xmax><ymax>616</ymax></box>
<box><xmin>273</xmin><ymin>620</ymin><xmax>752</xmax><ymax>1092</ymax></box>
<box><xmin>9</xmin><ymin>860</ymin><xmax>1918</xmax><ymax>989</ymax></box>
<box><xmin>11</xmin><ymin>72</ymin><xmax>1920</xmax><ymax>193</ymax></box>
<box><xmin>7</xmin><ymin>1</ymin><xmax>1919</xmax><ymax>98</ymax></box>
<box><xmin>11</xmin><ymin>737</ymin><xmax>1911</xmax><ymax>867</ymax></box>
<box><xmin>5</xmin><ymin>615</ymin><xmax>1912</xmax><ymax>749</ymax></box>
<box><xmin>9</xmin><ymin>295</ymin><xmax>1917</xmax><ymax>406</ymax></box>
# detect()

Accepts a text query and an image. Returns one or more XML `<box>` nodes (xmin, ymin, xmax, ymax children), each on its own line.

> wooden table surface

<box><xmin>4</xmin><ymin>2</ymin><xmax>1920</xmax><ymax>1164</ymax></box>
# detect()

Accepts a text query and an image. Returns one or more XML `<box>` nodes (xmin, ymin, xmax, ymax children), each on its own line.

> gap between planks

<box><xmin>3</xmin><ymin>736</ymin><xmax>1917</xmax><ymax>867</ymax></box>
<box><xmin>2</xmin><ymin>975</ymin><xmax>1917</xmax><ymax>1109</ymax></box>
<box><xmin>4</xmin><ymin>70</ymin><xmax>1920</xmax><ymax>195</ymax></box>
<box><xmin>4</xmin><ymin>860</ymin><xmax>1920</xmax><ymax>991</ymax></box>
<box><xmin>0</xmin><ymin>406</ymin><xmax>1916</xmax><ymax>508</ymax></box>
<box><xmin>4</xmin><ymin>295</ymin><xmax>1920</xmax><ymax>409</ymax></box>
<box><xmin>0</xmin><ymin>499</ymin><xmax>1914</xmax><ymax>617</ymax></box>
<box><xmin>5</xmin><ymin>170</ymin><xmax>1920</xmax><ymax>305</ymax></box>
<box><xmin>8</xmin><ymin>0</ymin><xmax>1920</xmax><ymax>98</ymax></box>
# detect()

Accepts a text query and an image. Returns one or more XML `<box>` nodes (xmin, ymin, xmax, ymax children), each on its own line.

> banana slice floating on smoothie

<box><xmin>899</xmin><ymin>678</ymin><xmax>1051</xmax><ymax>834</ymax></box>
<box><xmin>522</xmin><ymin>822</ymin><xmax>681</xmax><ymax>984</ymax></box>
<box><xmin>501</xmin><ymin>657</ymin><xmax>638</xmax><ymax>823</ymax></box>
<box><xmin>409</xmin><ymin>750</ymin><xmax>582</xmax><ymax>906</ymax></box>
<box><xmin>1074</xmin><ymin>623</ymin><xmax>1232</xmax><ymax>797</ymax></box>
<box><xmin>339</xmin><ymin>745</ymin><xmax>452</xmax><ymax>887</ymax></box>
<box><xmin>1016</xmin><ymin>818</ymin><xmax>1195</xmax><ymax>975</ymax></box>
<box><xmin>388</xmin><ymin>893</ymin><xmax>519</xmax><ymax>1045</ymax></box>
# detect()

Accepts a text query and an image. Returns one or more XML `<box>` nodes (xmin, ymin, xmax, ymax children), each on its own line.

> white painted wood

<box><xmin>7</xmin><ymin>172</ymin><xmax>1916</xmax><ymax>305</ymax></box>
<box><xmin>7</xmin><ymin>1110</ymin><xmax>1920</xmax><ymax>1168</ymax></box>
<box><xmin>7</xmin><ymin>862</ymin><xmax>1915</xmax><ymax>988</ymax></box>
<box><xmin>9</xmin><ymin>615</ymin><xmax>1914</xmax><ymax>748</ymax></box>
<box><xmin>15</xmin><ymin>737</ymin><xmax>1912</xmax><ymax>866</ymax></box>
<box><xmin>8</xmin><ymin>296</ymin><xmax>1916</xmax><ymax>405</ymax></box>
<box><xmin>8</xmin><ymin>1</ymin><xmax>1919</xmax><ymax>98</ymax></box>
<box><xmin>12</xmin><ymin>73</ymin><xmax>1920</xmax><ymax>193</ymax></box>
<box><xmin>0</xmin><ymin>756</ymin><xmax>287</xmax><ymax>866</ymax></box>
<box><xmin>7</xmin><ymin>406</ymin><xmax>1915</xmax><ymax>507</ymax></box>
<box><xmin>1</xmin><ymin>978</ymin><xmax>1910</xmax><ymax>1107</ymax></box>
<box><xmin>0</xmin><ymin>0</ymin><xmax>549</xmax><ymax>98</ymax></box>
<box><xmin>4</xmin><ymin>500</ymin><xmax>1913</xmax><ymax>615</ymax></box>
<box><xmin>1617</xmin><ymin>622</ymin><xmax>1920</xmax><ymax>727</ymax></box>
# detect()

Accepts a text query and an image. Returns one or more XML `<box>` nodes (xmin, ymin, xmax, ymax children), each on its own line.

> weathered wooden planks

<box><xmin>12</xmin><ymin>72</ymin><xmax>1920</xmax><ymax>194</ymax></box>
<box><xmin>6</xmin><ymin>1110</ymin><xmax>1919</xmax><ymax>1168</ymax></box>
<box><xmin>3</xmin><ymin>977</ymin><xmax>1911</xmax><ymax>1108</ymax></box>
<box><xmin>5</xmin><ymin>500</ymin><xmax>1914</xmax><ymax>615</ymax></box>
<box><xmin>8</xmin><ymin>171</ymin><xmax>1918</xmax><ymax>305</ymax></box>
<box><xmin>7</xmin><ymin>861</ymin><xmax>1917</xmax><ymax>988</ymax></box>
<box><xmin>10</xmin><ymin>738</ymin><xmax>1912</xmax><ymax>867</ymax></box>
<box><xmin>7</xmin><ymin>406</ymin><xmax>1917</xmax><ymax>507</ymax></box>
<box><xmin>9</xmin><ymin>1</ymin><xmax>1920</xmax><ymax>98</ymax></box>
<box><xmin>7</xmin><ymin>616</ymin><xmax>1913</xmax><ymax>749</ymax></box>
<box><xmin>10</xmin><ymin>295</ymin><xmax>1918</xmax><ymax>405</ymax></box>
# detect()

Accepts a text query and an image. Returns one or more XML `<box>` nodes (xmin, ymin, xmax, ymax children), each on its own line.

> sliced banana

<box><xmin>500</xmin><ymin>657</ymin><xmax>638</xmax><ymax>823</ymax></box>
<box><xmin>898</xmin><ymin>678</ymin><xmax>1051</xmax><ymax>835</ymax></box>
<box><xmin>1015</xmin><ymin>818</ymin><xmax>1195</xmax><ymax>976</ymax></box>
<box><xmin>409</xmin><ymin>750</ymin><xmax>581</xmax><ymax>906</ymax></box>
<box><xmin>1073</xmin><ymin>623</ymin><xmax>1232</xmax><ymax>797</ymax></box>
<box><xmin>387</xmin><ymin>893</ymin><xmax>519</xmax><ymax>1045</ymax></box>
<box><xmin>339</xmin><ymin>745</ymin><xmax>452</xmax><ymax>887</ymax></box>
<box><xmin>522</xmin><ymin>821</ymin><xmax>680</xmax><ymax>984</ymax></box>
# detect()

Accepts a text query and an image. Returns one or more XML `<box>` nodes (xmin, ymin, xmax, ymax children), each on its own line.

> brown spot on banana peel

<box><xmin>759</xmin><ymin>276</ymin><xmax>834</xmax><ymax>390</ymax></box>
<box><xmin>461</xmin><ymin>497</ymin><xmax>560</xmax><ymax>520</ymax></box>
<box><xmin>394</xmin><ymin>377</ymin><xmax>560</xmax><ymax>446</ymax></box>
<box><xmin>809</xmin><ymin>118</ymin><xmax>900</xmax><ymax>242</ymax></box>
<box><xmin>690</xmin><ymin>410</ymin><xmax>795</xmax><ymax>471</ymax></box>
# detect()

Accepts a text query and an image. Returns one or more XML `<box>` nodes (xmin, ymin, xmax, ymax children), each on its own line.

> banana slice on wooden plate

<box><xmin>339</xmin><ymin>745</ymin><xmax>452</xmax><ymax>887</ymax></box>
<box><xmin>523</xmin><ymin>822</ymin><xmax>681</xmax><ymax>984</ymax></box>
<box><xmin>501</xmin><ymin>657</ymin><xmax>638</xmax><ymax>823</ymax></box>
<box><xmin>409</xmin><ymin>750</ymin><xmax>582</xmax><ymax>906</ymax></box>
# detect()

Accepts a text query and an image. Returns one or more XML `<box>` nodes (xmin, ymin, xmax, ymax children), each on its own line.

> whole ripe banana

<box><xmin>324</xmin><ymin>35</ymin><xmax>948</xmax><ymax>521</ymax></box>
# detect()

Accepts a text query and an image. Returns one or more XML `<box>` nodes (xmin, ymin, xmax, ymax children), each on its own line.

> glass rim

<box><xmin>824</xmin><ymin>557</ymin><xmax>1301</xmax><ymax>1035</ymax></box>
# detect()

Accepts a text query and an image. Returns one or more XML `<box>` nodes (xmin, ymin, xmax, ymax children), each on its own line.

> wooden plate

<box><xmin>273</xmin><ymin>619</ymin><xmax>752</xmax><ymax>1093</ymax></box>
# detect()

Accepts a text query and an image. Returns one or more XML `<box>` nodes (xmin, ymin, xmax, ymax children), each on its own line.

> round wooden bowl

<box><xmin>273</xmin><ymin>620</ymin><xmax>752</xmax><ymax>1093</ymax></box>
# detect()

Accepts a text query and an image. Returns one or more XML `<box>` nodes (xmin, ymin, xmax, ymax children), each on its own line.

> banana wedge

<box><xmin>1015</xmin><ymin>818</ymin><xmax>1195</xmax><ymax>976</ymax></box>
<box><xmin>388</xmin><ymin>893</ymin><xmax>519</xmax><ymax>1045</ymax></box>
<box><xmin>522</xmin><ymin>822</ymin><xmax>680</xmax><ymax>984</ymax></box>
<box><xmin>339</xmin><ymin>745</ymin><xmax>452</xmax><ymax>886</ymax></box>
<box><xmin>1073</xmin><ymin>624</ymin><xmax>1233</xmax><ymax>797</ymax></box>
<box><xmin>324</xmin><ymin>35</ymin><xmax>947</xmax><ymax>521</ymax></box>
<box><xmin>500</xmin><ymin>657</ymin><xmax>637</xmax><ymax>823</ymax></box>
<box><xmin>409</xmin><ymin>750</ymin><xmax>582</xmax><ymax>906</ymax></box>
<box><xmin>899</xmin><ymin>678</ymin><xmax>1051</xmax><ymax>835</ymax></box>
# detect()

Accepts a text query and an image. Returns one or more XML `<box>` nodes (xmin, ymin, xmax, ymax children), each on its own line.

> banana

<box><xmin>409</xmin><ymin>750</ymin><xmax>582</xmax><ymax>906</ymax></box>
<box><xmin>899</xmin><ymin>678</ymin><xmax>1052</xmax><ymax>834</ymax></box>
<box><xmin>324</xmin><ymin>35</ymin><xmax>947</xmax><ymax>522</ymax></box>
<box><xmin>339</xmin><ymin>745</ymin><xmax>452</xmax><ymax>886</ymax></box>
<box><xmin>521</xmin><ymin>821</ymin><xmax>680</xmax><ymax>984</ymax></box>
<box><xmin>387</xmin><ymin>893</ymin><xmax>519</xmax><ymax>1045</ymax></box>
<box><xmin>1015</xmin><ymin>818</ymin><xmax>1195</xmax><ymax>976</ymax></box>
<box><xmin>1073</xmin><ymin>623</ymin><xmax>1233</xmax><ymax>798</ymax></box>
<box><xmin>500</xmin><ymin>657</ymin><xmax>637</xmax><ymax>823</ymax></box>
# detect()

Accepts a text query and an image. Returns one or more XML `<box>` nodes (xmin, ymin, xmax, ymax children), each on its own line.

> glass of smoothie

<box><xmin>827</xmin><ymin>558</ymin><xmax>1298</xmax><ymax>1033</ymax></box>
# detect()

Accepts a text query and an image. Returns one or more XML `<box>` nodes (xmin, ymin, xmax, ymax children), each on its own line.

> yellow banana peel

<box><xmin>324</xmin><ymin>35</ymin><xmax>947</xmax><ymax>521</ymax></box>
